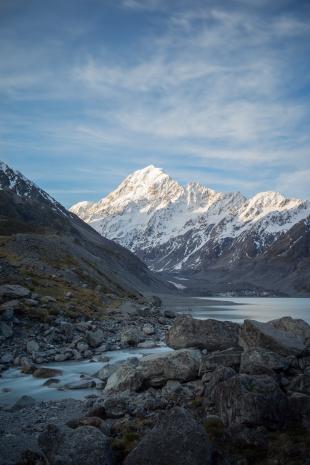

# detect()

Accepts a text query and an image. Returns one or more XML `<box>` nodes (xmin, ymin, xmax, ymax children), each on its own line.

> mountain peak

<box><xmin>0</xmin><ymin>160</ymin><xmax>64</xmax><ymax>212</ymax></box>
<box><xmin>124</xmin><ymin>165</ymin><xmax>168</xmax><ymax>185</ymax></box>
<box><xmin>105</xmin><ymin>165</ymin><xmax>182</xmax><ymax>206</ymax></box>
<box><xmin>0</xmin><ymin>160</ymin><xmax>28</xmax><ymax>189</ymax></box>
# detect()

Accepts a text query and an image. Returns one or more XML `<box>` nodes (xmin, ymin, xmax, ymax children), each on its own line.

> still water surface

<box><xmin>179</xmin><ymin>297</ymin><xmax>310</xmax><ymax>324</ymax></box>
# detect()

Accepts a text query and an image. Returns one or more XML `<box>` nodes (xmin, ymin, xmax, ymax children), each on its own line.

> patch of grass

<box><xmin>203</xmin><ymin>417</ymin><xmax>225</xmax><ymax>440</ymax></box>
<box><xmin>235</xmin><ymin>445</ymin><xmax>266</xmax><ymax>463</ymax></box>
<box><xmin>111</xmin><ymin>432</ymin><xmax>140</xmax><ymax>454</ymax></box>
<box><xmin>265</xmin><ymin>428</ymin><xmax>310</xmax><ymax>465</ymax></box>
<box><xmin>191</xmin><ymin>396</ymin><xmax>203</xmax><ymax>408</ymax></box>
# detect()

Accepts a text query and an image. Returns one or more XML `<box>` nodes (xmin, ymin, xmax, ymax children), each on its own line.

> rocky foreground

<box><xmin>1</xmin><ymin>285</ymin><xmax>310</xmax><ymax>465</ymax></box>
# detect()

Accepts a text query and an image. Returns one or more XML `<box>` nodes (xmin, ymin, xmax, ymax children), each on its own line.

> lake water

<box><xmin>180</xmin><ymin>297</ymin><xmax>310</xmax><ymax>324</ymax></box>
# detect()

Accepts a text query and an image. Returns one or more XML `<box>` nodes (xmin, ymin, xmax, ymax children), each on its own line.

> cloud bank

<box><xmin>1</xmin><ymin>0</ymin><xmax>309</xmax><ymax>205</ymax></box>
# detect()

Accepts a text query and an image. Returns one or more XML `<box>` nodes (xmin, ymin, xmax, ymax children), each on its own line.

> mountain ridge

<box><xmin>0</xmin><ymin>161</ymin><xmax>172</xmax><ymax>311</ymax></box>
<box><xmin>70</xmin><ymin>166</ymin><xmax>309</xmax><ymax>283</ymax></box>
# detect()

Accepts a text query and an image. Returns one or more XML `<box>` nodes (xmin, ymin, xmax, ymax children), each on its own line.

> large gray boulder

<box><xmin>240</xmin><ymin>348</ymin><xmax>289</xmax><ymax>375</ymax></box>
<box><xmin>207</xmin><ymin>373</ymin><xmax>288</xmax><ymax>428</ymax></box>
<box><xmin>270</xmin><ymin>316</ymin><xmax>310</xmax><ymax>338</ymax></box>
<box><xmin>0</xmin><ymin>300</ymin><xmax>20</xmax><ymax>313</ymax></box>
<box><xmin>38</xmin><ymin>424</ymin><xmax>114</xmax><ymax>465</ymax></box>
<box><xmin>124</xmin><ymin>407</ymin><xmax>212</xmax><ymax>465</ymax></box>
<box><xmin>203</xmin><ymin>366</ymin><xmax>237</xmax><ymax>392</ymax></box>
<box><xmin>240</xmin><ymin>317</ymin><xmax>310</xmax><ymax>356</ymax></box>
<box><xmin>0</xmin><ymin>321</ymin><xmax>13</xmax><ymax>339</ymax></box>
<box><xmin>138</xmin><ymin>349</ymin><xmax>201</xmax><ymax>388</ymax></box>
<box><xmin>166</xmin><ymin>315</ymin><xmax>240</xmax><ymax>351</ymax></box>
<box><xmin>0</xmin><ymin>284</ymin><xmax>31</xmax><ymax>298</ymax></box>
<box><xmin>86</xmin><ymin>329</ymin><xmax>105</xmax><ymax>348</ymax></box>
<box><xmin>104</xmin><ymin>350</ymin><xmax>201</xmax><ymax>392</ymax></box>
<box><xmin>199</xmin><ymin>348</ymin><xmax>242</xmax><ymax>375</ymax></box>
<box><xmin>288</xmin><ymin>392</ymin><xmax>310</xmax><ymax>428</ymax></box>
<box><xmin>288</xmin><ymin>373</ymin><xmax>310</xmax><ymax>395</ymax></box>
<box><xmin>10</xmin><ymin>395</ymin><xmax>36</xmax><ymax>411</ymax></box>
<box><xmin>27</xmin><ymin>340</ymin><xmax>40</xmax><ymax>354</ymax></box>
<box><xmin>120</xmin><ymin>327</ymin><xmax>143</xmax><ymax>346</ymax></box>
<box><xmin>104</xmin><ymin>361</ymin><xmax>143</xmax><ymax>393</ymax></box>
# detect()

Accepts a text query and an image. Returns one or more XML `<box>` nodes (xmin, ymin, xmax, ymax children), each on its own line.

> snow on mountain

<box><xmin>0</xmin><ymin>160</ymin><xmax>69</xmax><ymax>217</ymax></box>
<box><xmin>70</xmin><ymin>165</ymin><xmax>310</xmax><ymax>272</ymax></box>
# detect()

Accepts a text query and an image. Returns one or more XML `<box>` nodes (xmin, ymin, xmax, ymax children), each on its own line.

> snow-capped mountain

<box><xmin>70</xmin><ymin>165</ymin><xmax>310</xmax><ymax>277</ymax></box>
<box><xmin>0</xmin><ymin>160</ymin><xmax>170</xmax><ymax>296</ymax></box>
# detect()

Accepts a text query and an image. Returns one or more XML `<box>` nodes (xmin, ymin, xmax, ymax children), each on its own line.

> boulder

<box><xmin>20</xmin><ymin>357</ymin><xmax>35</xmax><ymax>374</ymax></box>
<box><xmin>33</xmin><ymin>367</ymin><xmax>62</xmax><ymax>378</ymax></box>
<box><xmin>54</xmin><ymin>352</ymin><xmax>72</xmax><ymax>362</ymax></box>
<box><xmin>104</xmin><ymin>361</ymin><xmax>143</xmax><ymax>393</ymax></box>
<box><xmin>0</xmin><ymin>352</ymin><xmax>13</xmax><ymax>364</ymax></box>
<box><xmin>97</xmin><ymin>364</ymin><xmax>118</xmax><ymax>382</ymax></box>
<box><xmin>166</xmin><ymin>315</ymin><xmax>240</xmax><ymax>351</ymax></box>
<box><xmin>203</xmin><ymin>366</ymin><xmax>236</xmax><ymax>392</ymax></box>
<box><xmin>137</xmin><ymin>340</ymin><xmax>157</xmax><ymax>349</ymax></box>
<box><xmin>240</xmin><ymin>317</ymin><xmax>310</xmax><ymax>356</ymax></box>
<box><xmin>10</xmin><ymin>395</ymin><xmax>36</xmax><ymax>411</ymax></box>
<box><xmin>38</xmin><ymin>424</ymin><xmax>114</xmax><ymax>465</ymax></box>
<box><xmin>240</xmin><ymin>348</ymin><xmax>289</xmax><ymax>375</ymax></box>
<box><xmin>65</xmin><ymin>379</ymin><xmax>96</xmax><ymax>390</ymax></box>
<box><xmin>97</xmin><ymin>358</ymin><xmax>139</xmax><ymax>381</ymax></box>
<box><xmin>0</xmin><ymin>284</ymin><xmax>31</xmax><ymax>298</ymax></box>
<box><xmin>287</xmin><ymin>373</ymin><xmax>310</xmax><ymax>395</ymax></box>
<box><xmin>208</xmin><ymin>373</ymin><xmax>288</xmax><ymax>428</ymax></box>
<box><xmin>288</xmin><ymin>392</ymin><xmax>310</xmax><ymax>428</ymax></box>
<box><xmin>120</xmin><ymin>327</ymin><xmax>143</xmax><ymax>346</ymax></box>
<box><xmin>270</xmin><ymin>316</ymin><xmax>310</xmax><ymax>338</ymax></box>
<box><xmin>143</xmin><ymin>323</ymin><xmax>155</xmax><ymax>336</ymax></box>
<box><xmin>27</xmin><ymin>340</ymin><xmax>40</xmax><ymax>354</ymax></box>
<box><xmin>299</xmin><ymin>355</ymin><xmax>310</xmax><ymax>369</ymax></box>
<box><xmin>101</xmin><ymin>396</ymin><xmax>130</xmax><ymax>418</ymax></box>
<box><xmin>163</xmin><ymin>309</ymin><xmax>176</xmax><ymax>318</ymax></box>
<box><xmin>43</xmin><ymin>378</ymin><xmax>62</xmax><ymax>387</ymax></box>
<box><xmin>0</xmin><ymin>300</ymin><xmax>20</xmax><ymax>313</ymax></box>
<box><xmin>138</xmin><ymin>349</ymin><xmax>201</xmax><ymax>388</ymax></box>
<box><xmin>77</xmin><ymin>342</ymin><xmax>89</xmax><ymax>352</ymax></box>
<box><xmin>124</xmin><ymin>407</ymin><xmax>212</xmax><ymax>465</ymax></box>
<box><xmin>0</xmin><ymin>321</ymin><xmax>13</xmax><ymax>339</ymax></box>
<box><xmin>86</xmin><ymin>329</ymin><xmax>105</xmax><ymax>348</ymax></box>
<box><xmin>199</xmin><ymin>348</ymin><xmax>242</xmax><ymax>375</ymax></box>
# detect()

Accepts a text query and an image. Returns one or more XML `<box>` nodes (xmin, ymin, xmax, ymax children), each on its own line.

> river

<box><xmin>1</xmin><ymin>297</ymin><xmax>309</xmax><ymax>405</ymax></box>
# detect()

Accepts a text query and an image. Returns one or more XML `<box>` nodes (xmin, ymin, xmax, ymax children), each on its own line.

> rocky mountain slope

<box><xmin>70</xmin><ymin>165</ymin><xmax>310</xmax><ymax>296</ymax></box>
<box><xmin>0</xmin><ymin>162</ymin><xmax>172</xmax><ymax>317</ymax></box>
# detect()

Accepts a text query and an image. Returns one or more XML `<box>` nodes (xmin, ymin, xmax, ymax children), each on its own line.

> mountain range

<box><xmin>71</xmin><ymin>165</ymin><xmax>310</xmax><ymax>296</ymax></box>
<box><xmin>0</xmin><ymin>161</ymin><xmax>171</xmax><ymax>316</ymax></box>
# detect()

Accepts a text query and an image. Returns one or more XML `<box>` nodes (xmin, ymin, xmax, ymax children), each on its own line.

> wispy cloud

<box><xmin>1</xmin><ymin>0</ymin><xmax>310</xmax><ymax>205</ymax></box>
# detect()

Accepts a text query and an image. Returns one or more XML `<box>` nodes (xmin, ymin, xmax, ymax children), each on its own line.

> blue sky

<box><xmin>1</xmin><ymin>0</ymin><xmax>310</xmax><ymax>206</ymax></box>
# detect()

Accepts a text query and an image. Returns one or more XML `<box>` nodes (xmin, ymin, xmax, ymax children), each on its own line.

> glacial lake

<box><xmin>179</xmin><ymin>297</ymin><xmax>310</xmax><ymax>324</ymax></box>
